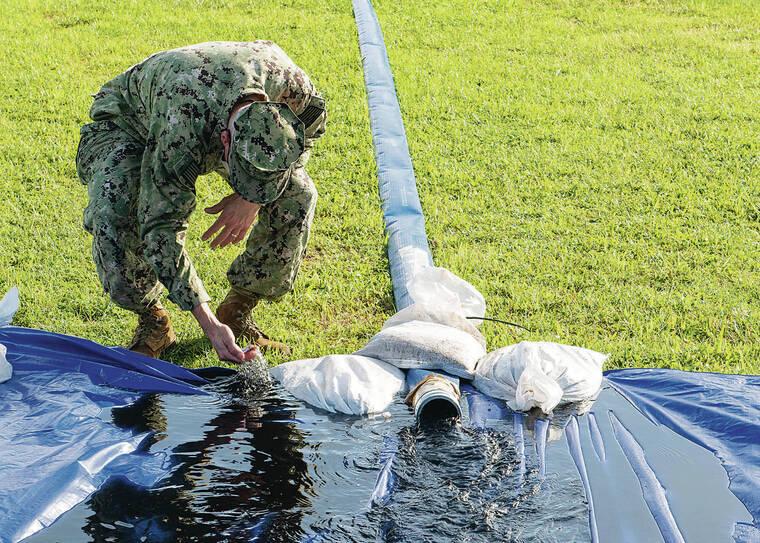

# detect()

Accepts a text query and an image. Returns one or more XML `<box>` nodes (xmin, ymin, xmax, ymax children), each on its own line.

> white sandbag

<box><xmin>0</xmin><ymin>287</ymin><xmax>19</xmax><ymax>327</ymax></box>
<box><xmin>511</xmin><ymin>364</ymin><xmax>563</xmax><ymax>412</ymax></box>
<box><xmin>407</xmin><ymin>267</ymin><xmax>486</xmax><ymax>323</ymax></box>
<box><xmin>356</xmin><ymin>320</ymin><xmax>486</xmax><ymax>379</ymax></box>
<box><xmin>0</xmin><ymin>288</ymin><xmax>18</xmax><ymax>384</ymax></box>
<box><xmin>473</xmin><ymin>341</ymin><xmax>607</xmax><ymax>413</ymax></box>
<box><xmin>0</xmin><ymin>344</ymin><xmax>11</xmax><ymax>384</ymax></box>
<box><xmin>269</xmin><ymin>354</ymin><xmax>405</xmax><ymax>416</ymax></box>
<box><xmin>382</xmin><ymin>302</ymin><xmax>487</xmax><ymax>349</ymax></box>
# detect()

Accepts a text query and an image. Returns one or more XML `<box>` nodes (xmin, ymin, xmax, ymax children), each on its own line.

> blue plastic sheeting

<box><xmin>0</xmin><ymin>327</ymin><xmax>210</xmax><ymax>543</ymax></box>
<box><xmin>462</xmin><ymin>375</ymin><xmax>760</xmax><ymax>543</ymax></box>
<box><xmin>7</xmin><ymin>335</ymin><xmax>760</xmax><ymax>543</ymax></box>
<box><xmin>0</xmin><ymin>327</ymin><xmax>208</xmax><ymax>396</ymax></box>
<box><xmin>0</xmin><ymin>368</ymin><xmax>168</xmax><ymax>542</ymax></box>
<box><xmin>606</xmin><ymin>369</ymin><xmax>760</xmax><ymax>534</ymax></box>
<box><xmin>2</xmin><ymin>327</ymin><xmax>759</xmax><ymax>542</ymax></box>
<box><xmin>352</xmin><ymin>0</ymin><xmax>433</xmax><ymax>311</ymax></box>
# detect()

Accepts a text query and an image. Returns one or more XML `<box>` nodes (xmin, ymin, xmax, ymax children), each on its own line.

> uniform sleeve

<box><xmin>137</xmin><ymin>116</ymin><xmax>211</xmax><ymax>311</ymax></box>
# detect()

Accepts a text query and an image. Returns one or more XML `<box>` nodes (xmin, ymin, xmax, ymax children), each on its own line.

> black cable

<box><xmin>466</xmin><ymin>316</ymin><xmax>531</xmax><ymax>332</ymax></box>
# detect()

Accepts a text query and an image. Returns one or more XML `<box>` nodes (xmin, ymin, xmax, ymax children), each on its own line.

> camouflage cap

<box><xmin>229</xmin><ymin>102</ymin><xmax>305</xmax><ymax>204</ymax></box>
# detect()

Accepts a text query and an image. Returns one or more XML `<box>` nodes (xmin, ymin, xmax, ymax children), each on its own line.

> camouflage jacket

<box><xmin>88</xmin><ymin>41</ymin><xmax>321</xmax><ymax>311</ymax></box>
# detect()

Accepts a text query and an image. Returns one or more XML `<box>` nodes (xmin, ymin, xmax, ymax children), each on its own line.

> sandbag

<box><xmin>512</xmin><ymin>364</ymin><xmax>563</xmax><ymax>412</ymax></box>
<box><xmin>381</xmin><ymin>302</ymin><xmax>487</xmax><ymax>349</ymax></box>
<box><xmin>0</xmin><ymin>288</ymin><xmax>18</xmax><ymax>384</ymax></box>
<box><xmin>407</xmin><ymin>267</ymin><xmax>486</xmax><ymax>324</ymax></box>
<box><xmin>0</xmin><ymin>344</ymin><xmax>10</xmax><ymax>384</ymax></box>
<box><xmin>356</xmin><ymin>320</ymin><xmax>486</xmax><ymax>379</ymax></box>
<box><xmin>269</xmin><ymin>354</ymin><xmax>405</xmax><ymax>416</ymax></box>
<box><xmin>0</xmin><ymin>287</ymin><xmax>19</xmax><ymax>327</ymax></box>
<box><xmin>473</xmin><ymin>341</ymin><xmax>607</xmax><ymax>413</ymax></box>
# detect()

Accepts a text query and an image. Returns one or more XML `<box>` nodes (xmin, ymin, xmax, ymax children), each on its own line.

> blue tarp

<box><xmin>462</xmin><ymin>377</ymin><xmax>760</xmax><ymax>543</ymax></box>
<box><xmin>606</xmin><ymin>368</ymin><xmax>760</xmax><ymax>536</ymax></box>
<box><xmin>0</xmin><ymin>327</ymin><xmax>198</xmax><ymax>542</ymax></box>
<box><xmin>2</xmin><ymin>327</ymin><xmax>759</xmax><ymax>542</ymax></box>
<box><xmin>0</xmin><ymin>327</ymin><xmax>208</xmax><ymax>396</ymax></box>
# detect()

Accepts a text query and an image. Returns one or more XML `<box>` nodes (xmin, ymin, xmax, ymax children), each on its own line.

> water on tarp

<box><xmin>233</xmin><ymin>354</ymin><xmax>272</xmax><ymax>397</ymax></box>
<box><xmin>24</xmin><ymin>371</ymin><xmax>590</xmax><ymax>543</ymax></box>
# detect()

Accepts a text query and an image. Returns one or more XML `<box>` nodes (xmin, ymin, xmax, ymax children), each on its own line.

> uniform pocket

<box><xmin>75</xmin><ymin>120</ymin><xmax>119</xmax><ymax>184</ymax></box>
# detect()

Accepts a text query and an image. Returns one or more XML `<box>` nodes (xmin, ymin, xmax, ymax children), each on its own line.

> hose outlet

<box><xmin>405</xmin><ymin>369</ymin><xmax>461</xmax><ymax>424</ymax></box>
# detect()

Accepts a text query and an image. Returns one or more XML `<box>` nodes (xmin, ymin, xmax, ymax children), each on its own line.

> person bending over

<box><xmin>76</xmin><ymin>41</ymin><xmax>326</xmax><ymax>362</ymax></box>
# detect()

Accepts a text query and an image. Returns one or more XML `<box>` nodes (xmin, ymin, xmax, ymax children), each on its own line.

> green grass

<box><xmin>0</xmin><ymin>0</ymin><xmax>758</xmax><ymax>373</ymax></box>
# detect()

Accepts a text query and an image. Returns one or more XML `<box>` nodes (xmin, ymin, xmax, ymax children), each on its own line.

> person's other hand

<box><xmin>202</xmin><ymin>193</ymin><xmax>261</xmax><ymax>249</ymax></box>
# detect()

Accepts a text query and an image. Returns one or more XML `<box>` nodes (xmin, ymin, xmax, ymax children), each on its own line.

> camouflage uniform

<box><xmin>76</xmin><ymin>42</ymin><xmax>326</xmax><ymax>313</ymax></box>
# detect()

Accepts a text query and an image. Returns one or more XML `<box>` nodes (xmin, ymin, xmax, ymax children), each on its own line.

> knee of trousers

<box><xmin>90</xmin><ymin>233</ymin><xmax>160</xmax><ymax>312</ymax></box>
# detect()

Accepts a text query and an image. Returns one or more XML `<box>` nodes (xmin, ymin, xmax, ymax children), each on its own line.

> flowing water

<box><xmin>24</xmin><ymin>370</ymin><xmax>591</xmax><ymax>543</ymax></box>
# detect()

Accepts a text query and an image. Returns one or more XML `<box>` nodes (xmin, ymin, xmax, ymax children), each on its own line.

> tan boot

<box><xmin>216</xmin><ymin>289</ymin><xmax>291</xmax><ymax>355</ymax></box>
<box><xmin>127</xmin><ymin>304</ymin><xmax>177</xmax><ymax>359</ymax></box>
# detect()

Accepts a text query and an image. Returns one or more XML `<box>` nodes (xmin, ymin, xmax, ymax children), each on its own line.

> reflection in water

<box><xmin>23</xmin><ymin>376</ymin><xmax>753</xmax><ymax>543</ymax></box>
<box><xmin>85</xmin><ymin>376</ymin><xmax>312</xmax><ymax>542</ymax></box>
<box><xmin>29</xmin><ymin>372</ymin><xmax>592</xmax><ymax>543</ymax></box>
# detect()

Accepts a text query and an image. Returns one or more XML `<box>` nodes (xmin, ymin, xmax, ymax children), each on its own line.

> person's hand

<box><xmin>202</xmin><ymin>193</ymin><xmax>261</xmax><ymax>249</ymax></box>
<box><xmin>204</xmin><ymin>320</ymin><xmax>245</xmax><ymax>363</ymax></box>
<box><xmin>191</xmin><ymin>302</ymin><xmax>260</xmax><ymax>364</ymax></box>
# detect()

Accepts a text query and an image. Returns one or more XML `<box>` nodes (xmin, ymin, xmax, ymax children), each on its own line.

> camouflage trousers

<box><xmin>77</xmin><ymin>120</ymin><xmax>317</xmax><ymax>313</ymax></box>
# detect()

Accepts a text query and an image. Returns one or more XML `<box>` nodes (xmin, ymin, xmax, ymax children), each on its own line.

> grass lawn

<box><xmin>0</xmin><ymin>0</ymin><xmax>758</xmax><ymax>373</ymax></box>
